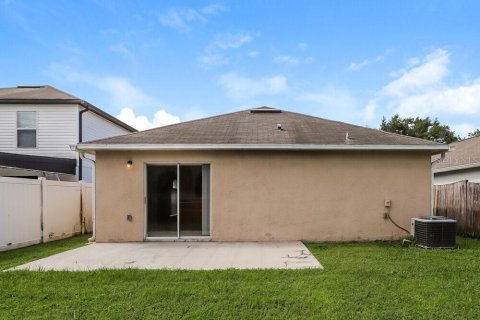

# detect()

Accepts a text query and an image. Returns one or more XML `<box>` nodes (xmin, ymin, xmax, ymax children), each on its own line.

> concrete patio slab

<box><xmin>11</xmin><ymin>241</ymin><xmax>322</xmax><ymax>271</ymax></box>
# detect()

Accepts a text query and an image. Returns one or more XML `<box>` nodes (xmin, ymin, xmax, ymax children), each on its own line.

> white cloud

<box><xmin>383</xmin><ymin>49</ymin><xmax>450</xmax><ymax>97</ymax></box>
<box><xmin>451</xmin><ymin>123</ymin><xmax>477</xmax><ymax>138</ymax></box>
<box><xmin>348</xmin><ymin>59</ymin><xmax>370</xmax><ymax>71</ymax></box>
<box><xmin>218</xmin><ymin>73</ymin><xmax>288</xmax><ymax>100</ymax></box>
<box><xmin>273</xmin><ymin>43</ymin><xmax>314</xmax><ymax>65</ymax></box>
<box><xmin>98</xmin><ymin>77</ymin><xmax>154</xmax><ymax>109</ymax></box>
<box><xmin>363</xmin><ymin>100</ymin><xmax>377</xmax><ymax>123</ymax></box>
<box><xmin>214</xmin><ymin>33</ymin><xmax>252</xmax><ymax>49</ymax></box>
<box><xmin>298</xmin><ymin>87</ymin><xmax>360</xmax><ymax>122</ymax></box>
<box><xmin>389</xmin><ymin>56</ymin><xmax>422</xmax><ymax>78</ymax></box>
<box><xmin>273</xmin><ymin>55</ymin><xmax>314</xmax><ymax>66</ymax></box>
<box><xmin>158</xmin><ymin>8</ymin><xmax>203</xmax><ymax>31</ymax></box>
<box><xmin>117</xmin><ymin>108</ymin><xmax>180</xmax><ymax>131</ymax></box>
<box><xmin>48</xmin><ymin>63</ymin><xmax>155</xmax><ymax>109</ymax></box>
<box><xmin>200</xmin><ymin>4</ymin><xmax>227</xmax><ymax>15</ymax></box>
<box><xmin>158</xmin><ymin>4</ymin><xmax>227</xmax><ymax>31</ymax></box>
<box><xmin>362</xmin><ymin>48</ymin><xmax>480</xmax><ymax>126</ymax></box>
<box><xmin>247</xmin><ymin>51</ymin><xmax>259</xmax><ymax>57</ymax></box>
<box><xmin>274</xmin><ymin>55</ymin><xmax>300</xmax><ymax>65</ymax></box>
<box><xmin>47</xmin><ymin>63</ymin><xmax>181</xmax><ymax>130</ymax></box>
<box><xmin>348</xmin><ymin>48</ymin><xmax>395</xmax><ymax>71</ymax></box>
<box><xmin>395</xmin><ymin>80</ymin><xmax>480</xmax><ymax>117</ymax></box>
<box><xmin>197</xmin><ymin>52</ymin><xmax>228</xmax><ymax>66</ymax></box>
<box><xmin>62</xmin><ymin>74</ymin><xmax>154</xmax><ymax>111</ymax></box>
<box><xmin>198</xmin><ymin>32</ymin><xmax>253</xmax><ymax>67</ymax></box>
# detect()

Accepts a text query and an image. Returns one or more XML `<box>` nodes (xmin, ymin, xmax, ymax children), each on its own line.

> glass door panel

<box><xmin>146</xmin><ymin>164</ymin><xmax>210</xmax><ymax>238</ymax></box>
<box><xmin>146</xmin><ymin>165</ymin><xmax>178</xmax><ymax>237</ymax></box>
<box><xmin>179</xmin><ymin>165</ymin><xmax>210</xmax><ymax>237</ymax></box>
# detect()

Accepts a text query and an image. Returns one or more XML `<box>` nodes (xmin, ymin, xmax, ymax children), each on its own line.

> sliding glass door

<box><xmin>146</xmin><ymin>164</ymin><xmax>210</xmax><ymax>238</ymax></box>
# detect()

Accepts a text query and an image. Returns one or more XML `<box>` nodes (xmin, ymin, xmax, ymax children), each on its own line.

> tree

<box><xmin>467</xmin><ymin>129</ymin><xmax>480</xmax><ymax>138</ymax></box>
<box><xmin>380</xmin><ymin>114</ymin><xmax>458</xmax><ymax>144</ymax></box>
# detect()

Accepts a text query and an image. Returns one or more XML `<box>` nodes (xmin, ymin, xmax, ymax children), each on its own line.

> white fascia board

<box><xmin>76</xmin><ymin>143</ymin><xmax>449</xmax><ymax>152</ymax></box>
<box><xmin>433</xmin><ymin>162</ymin><xmax>480</xmax><ymax>173</ymax></box>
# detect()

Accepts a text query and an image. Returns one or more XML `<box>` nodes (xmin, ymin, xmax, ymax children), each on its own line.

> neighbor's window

<box><xmin>17</xmin><ymin>111</ymin><xmax>37</xmax><ymax>148</ymax></box>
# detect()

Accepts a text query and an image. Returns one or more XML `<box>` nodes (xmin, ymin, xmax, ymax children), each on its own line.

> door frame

<box><xmin>143</xmin><ymin>161</ymin><xmax>212</xmax><ymax>241</ymax></box>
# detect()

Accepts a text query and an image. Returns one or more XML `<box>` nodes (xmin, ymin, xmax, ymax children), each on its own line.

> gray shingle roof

<box><xmin>0</xmin><ymin>85</ymin><xmax>78</xmax><ymax>100</ymax></box>
<box><xmin>433</xmin><ymin>136</ymin><xmax>480</xmax><ymax>172</ymax></box>
<box><xmin>79</xmin><ymin>107</ymin><xmax>446</xmax><ymax>150</ymax></box>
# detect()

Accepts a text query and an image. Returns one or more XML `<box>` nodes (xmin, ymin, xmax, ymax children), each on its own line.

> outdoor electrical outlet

<box><xmin>384</xmin><ymin>199</ymin><xmax>391</xmax><ymax>207</ymax></box>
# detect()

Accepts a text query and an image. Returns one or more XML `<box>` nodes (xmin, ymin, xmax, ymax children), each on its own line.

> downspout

<box><xmin>79</xmin><ymin>151</ymin><xmax>96</xmax><ymax>242</ymax></box>
<box><xmin>431</xmin><ymin>152</ymin><xmax>446</xmax><ymax>216</ymax></box>
<box><xmin>78</xmin><ymin>108</ymin><xmax>88</xmax><ymax>181</ymax></box>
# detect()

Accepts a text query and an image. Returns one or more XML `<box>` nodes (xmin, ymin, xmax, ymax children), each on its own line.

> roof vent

<box><xmin>17</xmin><ymin>85</ymin><xmax>45</xmax><ymax>89</ymax></box>
<box><xmin>250</xmin><ymin>106</ymin><xmax>282</xmax><ymax>113</ymax></box>
<box><xmin>345</xmin><ymin>131</ymin><xmax>354</xmax><ymax>142</ymax></box>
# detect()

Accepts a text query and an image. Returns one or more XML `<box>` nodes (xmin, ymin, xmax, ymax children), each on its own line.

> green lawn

<box><xmin>1</xmin><ymin>236</ymin><xmax>480</xmax><ymax>319</ymax></box>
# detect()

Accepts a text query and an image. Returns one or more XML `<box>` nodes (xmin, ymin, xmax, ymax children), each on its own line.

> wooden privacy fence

<box><xmin>434</xmin><ymin>180</ymin><xmax>480</xmax><ymax>237</ymax></box>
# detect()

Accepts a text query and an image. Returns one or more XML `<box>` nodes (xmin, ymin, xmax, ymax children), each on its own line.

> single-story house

<box><xmin>76</xmin><ymin>107</ymin><xmax>448</xmax><ymax>242</ymax></box>
<box><xmin>433</xmin><ymin>136</ymin><xmax>480</xmax><ymax>184</ymax></box>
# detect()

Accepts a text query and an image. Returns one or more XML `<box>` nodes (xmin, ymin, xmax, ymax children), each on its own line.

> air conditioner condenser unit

<box><xmin>412</xmin><ymin>216</ymin><xmax>456</xmax><ymax>249</ymax></box>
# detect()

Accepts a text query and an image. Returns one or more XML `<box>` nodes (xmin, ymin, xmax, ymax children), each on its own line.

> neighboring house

<box><xmin>433</xmin><ymin>136</ymin><xmax>480</xmax><ymax>184</ymax></box>
<box><xmin>0</xmin><ymin>85</ymin><xmax>136</xmax><ymax>182</ymax></box>
<box><xmin>77</xmin><ymin>106</ymin><xmax>447</xmax><ymax>242</ymax></box>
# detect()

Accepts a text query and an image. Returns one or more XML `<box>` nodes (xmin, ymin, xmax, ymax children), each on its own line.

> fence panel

<box><xmin>42</xmin><ymin>180</ymin><xmax>82</xmax><ymax>242</ymax></box>
<box><xmin>0</xmin><ymin>177</ymin><xmax>42</xmax><ymax>251</ymax></box>
<box><xmin>434</xmin><ymin>180</ymin><xmax>480</xmax><ymax>237</ymax></box>
<box><xmin>0</xmin><ymin>177</ymin><xmax>93</xmax><ymax>251</ymax></box>
<box><xmin>81</xmin><ymin>183</ymin><xmax>93</xmax><ymax>233</ymax></box>
<box><xmin>467</xmin><ymin>182</ymin><xmax>480</xmax><ymax>237</ymax></box>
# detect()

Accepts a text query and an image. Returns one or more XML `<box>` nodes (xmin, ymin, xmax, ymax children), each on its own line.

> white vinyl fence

<box><xmin>0</xmin><ymin>177</ymin><xmax>92</xmax><ymax>251</ymax></box>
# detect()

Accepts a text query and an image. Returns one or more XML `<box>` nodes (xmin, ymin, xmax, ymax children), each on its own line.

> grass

<box><xmin>0</xmin><ymin>235</ymin><xmax>89</xmax><ymax>271</ymax></box>
<box><xmin>1</xmin><ymin>237</ymin><xmax>480</xmax><ymax>319</ymax></box>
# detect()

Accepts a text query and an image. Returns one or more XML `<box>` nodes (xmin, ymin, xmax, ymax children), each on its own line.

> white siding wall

<box><xmin>82</xmin><ymin>110</ymin><xmax>130</xmax><ymax>142</ymax></box>
<box><xmin>0</xmin><ymin>104</ymin><xmax>131</xmax><ymax>182</ymax></box>
<box><xmin>0</xmin><ymin>104</ymin><xmax>78</xmax><ymax>159</ymax></box>
<box><xmin>434</xmin><ymin>167</ymin><xmax>480</xmax><ymax>185</ymax></box>
<box><xmin>81</xmin><ymin>111</ymin><xmax>131</xmax><ymax>182</ymax></box>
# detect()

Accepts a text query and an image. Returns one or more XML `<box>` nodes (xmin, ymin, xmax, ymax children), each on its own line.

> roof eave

<box><xmin>75</xmin><ymin>143</ymin><xmax>449</xmax><ymax>152</ymax></box>
<box><xmin>434</xmin><ymin>162</ymin><xmax>480</xmax><ymax>173</ymax></box>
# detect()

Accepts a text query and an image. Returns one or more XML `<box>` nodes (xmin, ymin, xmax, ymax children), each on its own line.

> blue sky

<box><xmin>1</xmin><ymin>0</ymin><xmax>480</xmax><ymax>136</ymax></box>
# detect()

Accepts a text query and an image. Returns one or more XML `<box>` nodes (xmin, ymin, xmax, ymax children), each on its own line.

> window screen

<box><xmin>17</xmin><ymin>111</ymin><xmax>37</xmax><ymax>148</ymax></box>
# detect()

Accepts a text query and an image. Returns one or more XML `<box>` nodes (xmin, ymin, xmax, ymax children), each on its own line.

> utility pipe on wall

<box><xmin>79</xmin><ymin>152</ymin><xmax>96</xmax><ymax>242</ymax></box>
<box><xmin>78</xmin><ymin>108</ymin><xmax>89</xmax><ymax>181</ymax></box>
<box><xmin>431</xmin><ymin>152</ymin><xmax>446</xmax><ymax>215</ymax></box>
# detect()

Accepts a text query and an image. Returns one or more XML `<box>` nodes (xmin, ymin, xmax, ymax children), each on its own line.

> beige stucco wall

<box><xmin>94</xmin><ymin>150</ymin><xmax>432</xmax><ymax>242</ymax></box>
